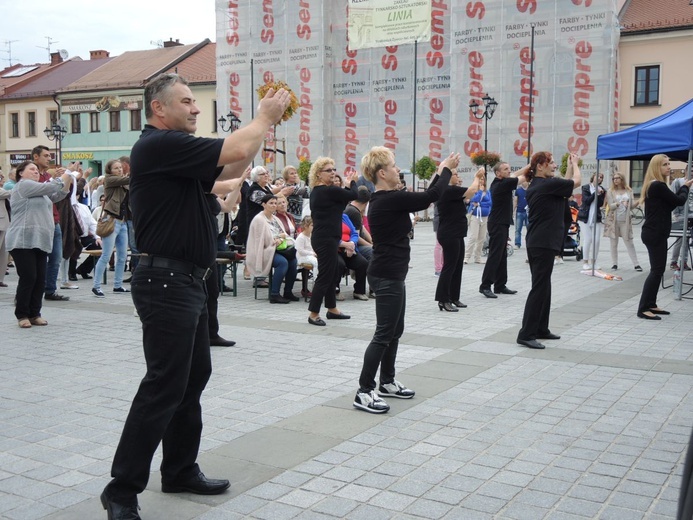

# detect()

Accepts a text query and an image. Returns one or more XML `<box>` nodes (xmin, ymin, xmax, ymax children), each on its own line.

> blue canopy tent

<box><xmin>596</xmin><ymin>98</ymin><xmax>693</xmax><ymax>299</ymax></box>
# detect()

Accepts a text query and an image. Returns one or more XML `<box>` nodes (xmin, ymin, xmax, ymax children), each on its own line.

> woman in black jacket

<box><xmin>353</xmin><ymin>147</ymin><xmax>457</xmax><ymax>414</ymax></box>
<box><xmin>434</xmin><ymin>167</ymin><xmax>484</xmax><ymax>311</ymax></box>
<box><xmin>637</xmin><ymin>154</ymin><xmax>692</xmax><ymax>320</ymax></box>
<box><xmin>577</xmin><ymin>173</ymin><xmax>606</xmax><ymax>270</ymax></box>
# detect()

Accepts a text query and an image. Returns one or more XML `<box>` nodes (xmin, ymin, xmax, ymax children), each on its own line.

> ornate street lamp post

<box><xmin>218</xmin><ymin>111</ymin><xmax>242</xmax><ymax>133</ymax></box>
<box><xmin>43</xmin><ymin>120</ymin><xmax>67</xmax><ymax>165</ymax></box>
<box><xmin>469</xmin><ymin>93</ymin><xmax>498</xmax><ymax>156</ymax></box>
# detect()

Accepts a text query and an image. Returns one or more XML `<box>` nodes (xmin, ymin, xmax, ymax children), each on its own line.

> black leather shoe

<box><xmin>45</xmin><ymin>292</ymin><xmax>69</xmax><ymax>301</ymax></box>
<box><xmin>537</xmin><ymin>332</ymin><xmax>561</xmax><ymax>340</ymax></box>
<box><xmin>326</xmin><ymin>311</ymin><xmax>350</xmax><ymax>319</ymax></box>
<box><xmin>210</xmin><ymin>336</ymin><xmax>236</xmax><ymax>347</ymax></box>
<box><xmin>517</xmin><ymin>338</ymin><xmax>546</xmax><ymax>349</ymax></box>
<box><xmin>494</xmin><ymin>287</ymin><xmax>517</xmax><ymax>295</ymax></box>
<box><xmin>283</xmin><ymin>292</ymin><xmax>300</xmax><ymax>302</ymax></box>
<box><xmin>452</xmin><ymin>300</ymin><xmax>467</xmax><ymax>308</ymax></box>
<box><xmin>438</xmin><ymin>302</ymin><xmax>458</xmax><ymax>312</ymax></box>
<box><xmin>637</xmin><ymin>311</ymin><xmax>661</xmax><ymax>320</ymax></box>
<box><xmin>100</xmin><ymin>491</ymin><xmax>141</xmax><ymax>520</ymax></box>
<box><xmin>648</xmin><ymin>308</ymin><xmax>670</xmax><ymax>315</ymax></box>
<box><xmin>269</xmin><ymin>294</ymin><xmax>290</xmax><ymax>304</ymax></box>
<box><xmin>161</xmin><ymin>470</ymin><xmax>230</xmax><ymax>495</ymax></box>
<box><xmin>308</xmin><ymin>316</ymin><xmax>326</xmax><ymax>326</ymax></box>
<box><xmin>479</xmin><ymin>288</ymin><xmax>497</xmax><ymax>299</ymax></box>
<box><xmin>68</xmin><ymin>274</ymin><xmax>79</xmax><ymax>281</ymax></box>
<box><xmin>77</xmin><ymin>271</ymin><xmax>93</xmax><ymax>279</ymax></box>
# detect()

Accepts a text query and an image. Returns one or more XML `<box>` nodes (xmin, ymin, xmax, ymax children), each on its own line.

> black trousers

<box><xmin>11</xmin><ymin>248</ymin><xmax>48</xmax><ymax>320</ymax></box>
<box><xmin>359</xmin><ymin>275</ymin><xmax>405</xmax><ymax>391</ymax></box>
<box><xmin>435</xmin><ymin>236</ymin><xmax>464</xmax><ymax>302</ymax></box>
<box><xmin>206</xmin><ymin>267</ymin><xmax>221</xmax><ymax>338</ymax></box>
<box><xmin>518</xmin><ymin>247</ymin><xmax>555</xmax><ymax>341</ymax></box>
<box><xmin>480</xmin><ymin>222</ymin><xmax>509</xmax><ymax>291</ymax></box>
<box><xmin>105</xmin><ymin>265</ymin><xmax>211</xmax><ymax>501</ymax></box>
<box><xmin>337</xmin><ymin>251</ymin><xmax>368</xmax><ymax>295</ymax></box>
<box><xmin>71</xmin><ymin>235</ymin><xmax>99</xmax><ymax>276</ymax></box>
<box><xmin>309</xmin><ymin>237</ymin><xmax>339</xmax><ymax>313</ymax></box>
<box><xmin>638</xmin><ymin>232</ymin><xmax>667</xmax><ymax>313</ymax></box>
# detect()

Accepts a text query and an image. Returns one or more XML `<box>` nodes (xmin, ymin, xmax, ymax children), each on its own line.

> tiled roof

<box><xmin>620</xmin><ymin>0</ymin><xmax>693</xmax><ymax>34</ymax></box>
<box><xmin>58</xmin><ymin>40</ymin><xmax>211</xmax><ymax>93</ymax></box>
<box><xmin>163</xmin><ymin>42</ymin><xmax>216</xmax><ymax>84</ymax></box>
<box><xmin>1</xmin><ymin>58</ymin><xmax>111</xmax><ymax>99</ymax></box>
<box><xmin>0</xmin><ymin>63</ymin><xmax>53</xmax><ymax>95</ymax></box>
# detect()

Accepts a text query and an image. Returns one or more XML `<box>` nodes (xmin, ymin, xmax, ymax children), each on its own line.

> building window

<box><xmin>27</xmin><ymin>112</ymin><xmax>37</xmax><ymax>137</ymax></box>
<box><xmin>130</xmin><ymin>109</ymin><xmax>142</xmax><ymax>131</ymax></box>
<box><xmin>71</xmin><ymin>113</ymin><xmax>81</xmax><ymax>134</ymax></box>
<box><xmin>10</xmin><ymin>112</ymin><xmax>19</xmax><ymax>137</ymax></box>
<box><xmin>90</xmin><ymin>112</ymin><xmax>100</xmax><ymax>133</ymax></box>
<box><xmin>634</xmin><ymin>65</ymin><xmax>659</xmax><ymax>106</ymax></box>
<box><xmin>630</xmin><ymin>160</ymin><xmax>646</xmax><ymax>195</ymax></box>
<box><xmin>48</xmin><ymin>109</ymin><xmax>57</xmax><ymax>124</ymax></box>
<box><xmin>109</xmin><ymin>111</ymin><xmax>121</xmax><ymax>132</ymax></box>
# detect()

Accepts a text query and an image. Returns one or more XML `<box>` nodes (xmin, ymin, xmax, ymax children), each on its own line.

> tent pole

<box><xmin>675</xmin><ymin>149</ymin><xmax>693</xmax><ymax>300</ymax></box>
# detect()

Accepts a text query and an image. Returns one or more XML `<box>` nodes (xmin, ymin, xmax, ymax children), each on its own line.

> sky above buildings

<box><xmin>2</xmin><ymin>0</ymin><xmax>217</xmax><ymax>66</ymax></box>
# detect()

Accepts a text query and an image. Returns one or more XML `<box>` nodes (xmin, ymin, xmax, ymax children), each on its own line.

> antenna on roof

<box><xmin>1</xmin><ymin>40</ymin><xmax>19</xmax><ymax>66</ymax></box>
<box><xmin>150</xmin><ymin>40</ymin><xmax>163</xmax><ymax>48</ymax></box>
<box><xmin>37</xmin><ymin>36</ymin><xmax>58</xmax><ymax>61</ymax></box>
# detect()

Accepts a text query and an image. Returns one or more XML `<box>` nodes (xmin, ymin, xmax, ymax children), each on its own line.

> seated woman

<box><xmin>246</xmin><ymin>194</ymin><xmax>299</xmax><ymax>304</ymax></box>
<box><xmin>338</xmin><ymin>213</ymin><xmax>369</xmax><ymax>301</ymax></box>
<box><xmin>275</xmin><ymin>193</ymin><xmax>297</xmax><ymax>238</ymax></box>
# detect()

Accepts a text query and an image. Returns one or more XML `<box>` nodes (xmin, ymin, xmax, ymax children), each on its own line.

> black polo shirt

<box><xmin>526</xmin><ymin>176</ymin><xmax>575</xmax><ymax>252</ymax></box>
<box><xmin>129</xmin><ymin>125</ymin><xmax>224</xmax><ymax>268</ymax></box>
<box><xmin>488</xmin><ymin>176</ymin><xmax>519</xmax><ymax>226</ymax></box>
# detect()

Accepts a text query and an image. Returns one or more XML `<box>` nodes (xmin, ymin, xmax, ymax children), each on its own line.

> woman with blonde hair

<box><xmin>353</xmin><ymin>146</ymin><xmax>457</xmax><ymax>413</ymax></box>
<box><xmin>603</xmin><ymin>172</ymin><xmax>641</xmax><ymax>271</ymax></box>
<box><xmin>637</xmin><ymin>154</ymin><xmax>693</xmax><ymax>320</ymax></box>
<box><xmin>306</xmin><ymin>157</ymin><xmax>358</xmax><ymax>326</ymax></box>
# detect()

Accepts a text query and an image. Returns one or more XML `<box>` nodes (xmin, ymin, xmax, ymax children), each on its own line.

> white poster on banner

<box><xmin>347</xmin><ymin>0</ymin><xmax>432</xmax><ymax>51</ymax></box>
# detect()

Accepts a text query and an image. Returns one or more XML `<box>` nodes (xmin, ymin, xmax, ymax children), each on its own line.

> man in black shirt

<box><xmin>479</xmin><ymin>162</ymin><xmax>528</xmax><ymax>298</ymax></box>
<box><xmin>100</xmin><ymin>73</ymin><xmax>289</xmax><ymax>520</ymax></box>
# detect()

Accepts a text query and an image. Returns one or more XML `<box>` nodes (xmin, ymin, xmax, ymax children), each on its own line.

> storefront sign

<box><xmin>62</xmin><ymin>152</ymin><xmax>95</xmax><ymax>160</ymax></box>
<box><xmin>62</xmin><ymin>95</ymin><xmax>143</xmax><ymax>113</ymax></box>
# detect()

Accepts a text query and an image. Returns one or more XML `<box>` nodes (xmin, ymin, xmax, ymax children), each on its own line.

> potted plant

<box><xmin>558</xmin><ymin>152</ymin><xmax>583</xmax><ymax>176</ymax></box>
<box><xmin>470</xmin><ymin>150</ymin><xmax>501</xmax><ymax>167</ymax></box>
<box><xmin>414</xmin><ymin>155</ymin><xmax>438</xmax><ymax>182</ymax></box>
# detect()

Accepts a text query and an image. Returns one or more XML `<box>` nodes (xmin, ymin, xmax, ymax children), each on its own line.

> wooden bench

<box><xmin>298</xmin><ymin>263</ymin><xmax>314</xmax><ymax>302</ymax></box>
<box><xmin>216</xmin><ymin>254</ymin><xmax>245</xmax><ymax>297</ymax></box>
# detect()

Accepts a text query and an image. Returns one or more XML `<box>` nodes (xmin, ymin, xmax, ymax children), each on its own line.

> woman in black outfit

<box><xmin>353</xmin><ymin>147</ymin><xmax>458</xmax><ymax>413</ymax></box>
<box><xmin>434</xmin><ymin>167</ymin><xmax>484</xmax><ymax>311</ymax></box>
<box><xmin>637</xmin><ymin>154</ymin><xmax>692</xmax><ymax>320</ymax></box>
<box><xmin>517</xmin><ymin>152</ymin><xmax>580</xmax><ymax>350</ymax></box>
<box><xmin>307</xmin><ymin>157</ymin><xmax>358</xmax><ymax>326</ymax></box>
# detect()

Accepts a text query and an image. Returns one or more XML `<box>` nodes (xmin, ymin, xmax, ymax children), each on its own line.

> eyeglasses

<box><xmin>321</xmin><ymin>168</ymin><xmax>337</xmax><ymax>173</ymax></box>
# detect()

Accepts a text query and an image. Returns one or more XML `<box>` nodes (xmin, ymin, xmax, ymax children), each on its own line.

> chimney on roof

<box><xmin>50</xmin><ymin>52</ymin><xmax>63</xmax><ymax>65</ymax></box>
<box><xmin>90</xmin><ymin>50</ymin><xmax>110</xmax><ymax>60</ymax></box>
<box><xmin>163</xmin><ymin>38</ymin><xmax>183</xmax><ymax>48</ymax></box>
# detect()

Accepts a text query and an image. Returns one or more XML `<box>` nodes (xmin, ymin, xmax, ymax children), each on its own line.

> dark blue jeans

<box><xmin>105</xmin><ymin>265</ymin><xmax>211</xmax><ymax>501</ymax></box>
<box><xmin>271</xmin><ymin>253</ymin><xmax>297</xmax><ymax>296</ymax></box>
<box><xmin>515</xmin><ymin>211</ymin><xmax>527</xmax><ymax>247</ymax></box>
<box><xmin>45</xmin><ymin>223</ymin><xmax>62</xmax><ymax>294</ymax></box>
<box><xmin>358</xmin><ymin>275</ymin><xmax>405</xmax><ymax>392</ymax></box>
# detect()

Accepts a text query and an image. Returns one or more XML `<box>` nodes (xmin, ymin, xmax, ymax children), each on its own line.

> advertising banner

<box><xmin>216</xmin><ymin>0</ymin><xmax>619</xmax><ymax>182</ymax></box>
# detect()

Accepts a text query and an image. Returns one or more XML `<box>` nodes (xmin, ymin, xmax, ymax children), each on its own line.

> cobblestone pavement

<box><xmin>1</xmin><ymin>221</ymin><xmax>692</xmax><ymax>520</ymax></box>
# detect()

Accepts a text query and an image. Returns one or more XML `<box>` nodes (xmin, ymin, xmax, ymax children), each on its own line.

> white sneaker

<box><xmin>353</xmin><ymin>389</ymin><xmax>390</xmax><ymax>413</ymax></box>
<box><xmin>378</xmin><ymin>380</ymin><xmax>415</xmax><ymax>399</ymax></box>
<box><xmin>582</xmin><ymin>263</ymin><xmax>591</xmax><ymax>270</ymax></box>
<box><xmin>555</xmin><ymin>257</ymin><xmax>564</xmax><ymax>264</ymax></box>
<box><xmin>61</xmin><ymin>282</ymin><xmax>79</xmax><ymax>289</ymax></box>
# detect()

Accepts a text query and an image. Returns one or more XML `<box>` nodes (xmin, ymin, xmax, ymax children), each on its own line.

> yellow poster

<box><xmin>347</xmin><ymin>0</ymin><xmax>431</xmax><ymax>50</ymax></box>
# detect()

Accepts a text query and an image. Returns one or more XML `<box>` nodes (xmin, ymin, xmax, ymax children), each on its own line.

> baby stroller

<box><xmin>563</xmin><ymin>206</ymin><xmax>582</xmax><ymax>261</ymax></box>
<box><xmin>482</xmin><ymin>234</ymin><xmax>514</xmax><ymax>257</ymax></box>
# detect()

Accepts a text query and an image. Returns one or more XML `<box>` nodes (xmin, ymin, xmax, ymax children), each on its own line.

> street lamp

<box><xmin>469</xmin><ymin>93</ymin><xmax>498</xmax><ymax>155</ymax></box>
<box><xmin>43</xmin><ymin>120</ymin><xmax>67</xmax><ymax>165</ymax></box>
<box><xmin>218</xmin><ymin>111</ymin><xmax>242</xmax><ymax>133</ymax></box>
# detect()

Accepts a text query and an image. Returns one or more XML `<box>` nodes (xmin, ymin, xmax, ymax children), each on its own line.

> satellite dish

<box><xmin>58</xmin><ymin>118</ymin><xmax>68</xmax><ymax>128</ymax></box>
<box><xmin>58</xmin><ymin>49</ymin><xmax>69</xmax><ymax>59</ymax></box>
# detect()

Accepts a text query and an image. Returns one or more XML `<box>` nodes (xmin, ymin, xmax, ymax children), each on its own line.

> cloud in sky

<box><xmin>2</xmin><ymin>0</ymin><xmax>217</xmax><ymax>66</ymax></box>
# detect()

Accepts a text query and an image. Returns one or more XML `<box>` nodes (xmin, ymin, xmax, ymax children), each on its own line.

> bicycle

<box><xmin>630</xmin><ymin>206</ymin><xmax>644</xmax><ymax>225</ymax></box>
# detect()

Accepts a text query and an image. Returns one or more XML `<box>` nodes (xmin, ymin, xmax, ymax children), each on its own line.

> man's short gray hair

<box><xmin>144</xmin><ymin>73</ymin><xmax>189</xmax><ymax>119</ymax></box>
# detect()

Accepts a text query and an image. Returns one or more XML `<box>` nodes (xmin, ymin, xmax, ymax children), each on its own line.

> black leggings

<box><xmin>11</xmin><ymin>248</ymin><xmax>48</xmax><ymax>320</ymax></box>
<box><xmin>309</xmin><ymin>237</ymin><xmax>339</xmax><ymax>313</ymax></box>
<box><xmin>638</xmin><ymin>233</ymin><xmax>667</xmax><ymax>313</ymax></box>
